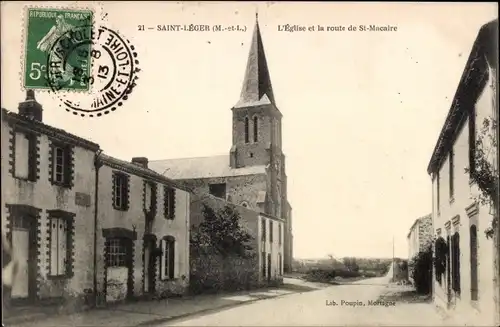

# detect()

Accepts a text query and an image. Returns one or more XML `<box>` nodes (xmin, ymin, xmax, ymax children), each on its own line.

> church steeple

<box><xmin>230</xmin><ymin>13</ymin><xmax>282</xmax><ymax>170</ymax></box>
<box><xmin>235</xmin><ymin>13</ymin><xmax>276</xmax><ymax>107</ymax></box>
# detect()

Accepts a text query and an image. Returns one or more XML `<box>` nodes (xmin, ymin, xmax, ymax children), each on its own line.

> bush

<box><xmin>363</xmin><ymin>271</ymin><xmax>377</xmax><ymax>278</ymax></box>
<box><xmin>304</xmin><ymin>269</ymin><xmax>336</xmax><ymax>282</ymax></box>
<box><xmin>409</xmin><ymin>245</ymin><xmax>432</xmax><ymax>294</ymax></box>
<box><xmin>335</xmin><ymin>269</ymin><xmax>361</xmax><ymax>278</ymax></box>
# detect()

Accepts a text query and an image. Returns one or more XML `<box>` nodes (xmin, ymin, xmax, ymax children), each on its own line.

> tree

<box><xmin>190</xmin><ymin>204</ymin><xmax>255</xmax><ymax>258</ymax></box>
<box><xmin>409</xmin><ymin>242</ymin><xmax>433</xmax><ymax>295</ymax></box>
<box><xmin>465</xmin><ymin>115</ymin><xmax>498</xmax><ymax>237</ymax></box>
<box><xmin>342</xmin><ymin>257</ymin><xmax>359</xmax><ymax>272</ymax></box>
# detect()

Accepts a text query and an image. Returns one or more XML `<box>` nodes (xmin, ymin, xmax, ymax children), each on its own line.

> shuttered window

<box><xmin>470</xmin><ymin>226</ymin><xmax>478</xmax><ymax>300</ymax></box>
<box><xmin>270</xmin><ymin>220</ymin><xmax>273</xmax><ymax>243</ymax></box>
<box><xmin>261</xmin><ymin>218</ymin><xmax>266</xmax><ymax>242</ymax></box>
<box><xmin>113</xmin><ymin>172</ymin><xmax>129</xmax><ymax>210</ymax></box>
<box><xmin>161</xmin><ymin>237</ymin><xmax>175</xmax><ymax>280</ymax></box>
<box><xmin>14</xmin><ymin>132</ymin><xmax>30</xmax><ymax>179</ymax></box>
<box><xmin>49</xmin><ymin>218</ymin><xmax>67</xmax><ymax>276</ymax></box>
<box><xmin>164</xmin><ymin>187</ymin><xmax>176</xmax><ymax>219</ymax></box>
<box><xmin>451</xmin><ymin>232</ymin><xmax>461</xmax><ymax>294</ymax></box>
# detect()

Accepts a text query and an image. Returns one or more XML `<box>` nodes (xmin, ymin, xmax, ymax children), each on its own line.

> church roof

<box><xmin>235</xmin><ymin>14</ymin><xmax>276</xmax><ymax>108</ymax></box>
<box><xmin>149</xmin><ymin>155</ymin><xmax>267</xmax><ymax>180</ymax></box>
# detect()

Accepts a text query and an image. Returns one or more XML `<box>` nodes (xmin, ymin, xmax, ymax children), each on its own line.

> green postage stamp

<box><xmin>23</xmin><ymin>7</ymin><xmax>94</xmax><ymax>91</ymax></box>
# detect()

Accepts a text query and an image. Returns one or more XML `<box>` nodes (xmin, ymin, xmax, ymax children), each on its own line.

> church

<box><xmin>149</xmin><ymin>15</ymin><xmax>294</xmax><ymax>273</ymax></box>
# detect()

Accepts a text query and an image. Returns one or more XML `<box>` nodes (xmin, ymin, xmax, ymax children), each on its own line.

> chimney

<box><xmin>131</xmin><ymin>157</ymin><xmax>148</xmax><ymax>168</ymax></box>
<box><xmin>18</xmin><ymin>90</ymin><xmax>43</xmax><ymax>122</ymax></box>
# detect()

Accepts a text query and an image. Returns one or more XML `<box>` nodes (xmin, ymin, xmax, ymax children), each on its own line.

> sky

<box><xmin>1</xmin><ymin>1</ymin><xmax>498</xmax><ymax>259</ymax></box>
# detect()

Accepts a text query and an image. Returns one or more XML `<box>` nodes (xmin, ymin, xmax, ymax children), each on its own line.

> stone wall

<box><xmin>418</xmin><ymin>215</ymin><xmax>433</xmax><ymax>251</ymax></box>
<box><xmin>189</xmin><ymin>193</ymin><xmax>260</xmax><ymax>293</ymax></box>
<box><xmin>178</xmin><ymin>173</ymin><xmax>268</xmax><ymax>213</ymax></box>
<box><xmin>189</xmin><ymin>252</ymin><xmax>259</xmax><ymax>294</ymax></box>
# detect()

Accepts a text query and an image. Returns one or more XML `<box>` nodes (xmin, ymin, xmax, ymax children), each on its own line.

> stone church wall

<box><xmin>180</xmin><ymin>173</ymin><xmax>268</xmax><ymax>212</ymax></box>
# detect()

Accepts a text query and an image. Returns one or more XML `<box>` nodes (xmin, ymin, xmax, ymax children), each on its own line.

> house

<box><xmin>407</xmin><ymin>214</ymin><xmax>432</xmax><ymax>284</ymax></box>
<box><xmin>427</xmin><ymin>19</ymin><xmax>498</xmax><ymax>326</ymax></box>
<box><xmin>94</xmin><ymin>155</ymin><xmax>190</xmax><ymax>304</ymax></box>
<box><xmin>1</xmin><ymin>91</ymin><xmax>192</xmax><ymax>312</ymax></box>
<box><xmin>149</xmin><ymin>14</ymin><xmax>293</xmax><ymax>274</ymax></box>
<box><xmin>1</xmin><ymin>91</ymin><xmax>100</xmax><ymax>310</ymax></box>
<box><xmin>259</xmin><ymin>212</ymin><xmax>285</xmax><ymax>284</ymax></box>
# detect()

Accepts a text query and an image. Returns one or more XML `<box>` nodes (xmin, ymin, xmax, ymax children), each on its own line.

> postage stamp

<box><xmin>23</xmin><ymin>7</ymin><xmax>94</xmax><ymax>91</ymax></box>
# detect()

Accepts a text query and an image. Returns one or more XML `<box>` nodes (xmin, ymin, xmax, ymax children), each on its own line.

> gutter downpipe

<box><xmin>495</xmin><ymin>59</ymin><xmax>500</xmax><ymax>327</ymax></box>
<box><xmin>93</xmin><ymin>149</ymin><xmax>103</xmax><ymax>307</ymax></box>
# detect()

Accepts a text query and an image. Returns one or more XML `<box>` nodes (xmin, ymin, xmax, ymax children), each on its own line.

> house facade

<box><xmin>95</xmin><ymin>155</ymin><xmax>190</xmax><ymax>304</ymax></box>
<box><xmin>259</xmin><ymin>213</ymin><xmax>285</xmax><ymax>284</ymax></box>
<box><xmin>407</xmin><ymin>214</ymin><xmax>432</xmax><ymax>283</ymax></box>
<box><xmin>1</xmin><ymin>92</ymin><xmax>100</xmax><ymax>310</ymax></box>
<box><xmin>149</xmin><ymin>14</ymin><xmax>294</xmax><ymax>274</ymax></box>
<box><xmin>2</xmin><ymin>92</ymin><xmax>192</xmax><ymax>312</ymax></box>
<box><xmin>428</xmin><ymin>19</ymin><xmax>498</xmax><ymax>326</ymax></box>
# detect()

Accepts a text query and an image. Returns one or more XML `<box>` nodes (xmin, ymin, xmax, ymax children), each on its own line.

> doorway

<box><xmin>267</xmin><ymin>253</ymin><xmax>272</xmax><ymax>282</ymax></box>
<box><xmin>11</xmin><ymin>216</ymin><xmax>35</xmax><ymax>304</ymax></box>
<box><xmin>105</xmin><ymin>238</ymin><xmax>134</xmax><ymax>303</ymax></box>
<box><xmin>143</xmin><ymin>237</ymin><xmax>156</xmax><ymax>294</ymax></box>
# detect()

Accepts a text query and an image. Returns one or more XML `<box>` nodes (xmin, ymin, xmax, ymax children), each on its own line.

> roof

<box><xmin>427</xmin><ymin>19</ymin><xmax>498</xmax><ymax>175</ymax></box>
<box><xmin>235</xmin><ymin>14</ymin><xmax>276</xmax><ymax>108</ymax></box>
<box><xmin>148</xmin><ymin>154</ymin><xmax>267</xmax><ymax>180</ymax></box>
<box><xmin>407</xmin><ymin>214</ymin><xmax>432</xmax><ymax>239</ymax></box>
<box><xmin>98</xmin><ymin>154</ymin><xmax>190</xmax><ymax>192</ymax></box>
<box><xmin>2</xmin><ymin>108</ymin><xmax>100</xmax><ymax>151</ymax></box>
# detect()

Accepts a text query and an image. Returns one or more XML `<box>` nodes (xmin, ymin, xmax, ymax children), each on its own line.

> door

<box><xmin>144</xmin><ymin>244</ymin><xmax>150</xmax><ymax>292</ymax></box>
<box><xmin>267</xmin><ymin>253</ymin><xmax>272</xmax><ymax>282</ymax></box>
<box><xmin>11</xmin><ymin>226</ymin><xmax>30</xmax><ymax>299</ymax></box>
<box><xmin>143</xmin><ymin>239</ymin><xmax>155</xmax><ymax>294</ymax></box>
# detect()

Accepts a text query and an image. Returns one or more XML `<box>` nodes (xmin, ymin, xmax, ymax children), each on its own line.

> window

<box><xmin>106</xmin><ymin>238</ymin><xmax>127</xmax><ymax>267</ymax></box>
<box><xmin>161</xmin><ymin>237</ymin><xmax>175</xmax><ymax>280</ymax></box>
<box><xmin>451</xmin><ymin>232</ymin><xmax>461</xmax><ymax>294</ymax></box>
<box><xmin>144</xmin><ymin>182</ymin><xmax>155</xmax><ymax>212</ymax></box>
<box><xmin>113</xmin><ymin>172</ymin><xmax>129</xmax><ymax>210</ymax></box>
<box><xmin>261</xmin><ymin>218</ymin><xmax>266</xmax><ymax>241</ymax></box>
<box><xmin>261</xmin><ymin>252</ymin><xmax>266</xmax><ymax>277</ymax></box>
<box><xmin>278</xmin><ymin>223</ymin><xmax>282</xmax><ymax>245</ymax></box>
<box><xmin>244</xmin><ymin>117</ymin><xmax>249</xmax><ymax>143</ymax></box>
<box><xmin>209</xmin><ymin>183</ymin><xmax>226</xmax><ymax>199</ymax></box>
<box><xmin>470</xmin><ymin>225</ymin><xmax>478</xmax><ymax>301</ymax></box>
<box><xmin>51</xmin><ymin>144</ymin><xmax>72</xmax><ymax>186</ymax></box>
<box><xmin>164</xmin><ymin>186</ymin><xmax>176</xmax><ymax>219</ymax></box>
<box><xmin>253</xmin><ymin>116</ymin><xmax>258</xmax><ymax>142</ymax></box>
<box><xmin>270</xmin><ymin>220</ymin><xmax>273</xmax><ymax>243</ymax></box>
<box><xmin>449</xmin><ymin>150</ymin><xmax>454</xmax><ymax>199</ymax></box>
<box><xmin>49</xmin><ymin>218</ymin><xmax>68</xmax><ymax>276</ymax></box>
<box><xmin>14</xmin><ymin>132</ymin><xmax>37</xmax><ymax>181</ymax></box>
<box><xmin>436</xmin><ymin>172</ymin><xmax>440</xmax><ymax>214</ymax></box>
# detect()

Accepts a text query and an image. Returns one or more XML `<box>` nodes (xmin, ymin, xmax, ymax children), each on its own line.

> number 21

<box><xmin>138</xmin><ymin>25</ymin><xmax>144</xmax><ymax>31</ymax></box>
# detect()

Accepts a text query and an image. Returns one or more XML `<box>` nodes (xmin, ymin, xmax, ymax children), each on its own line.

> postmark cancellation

<box><xmin>21</xmin><ymin>5</ymin><xmax>141</xmax><ymax>117</ymax></box>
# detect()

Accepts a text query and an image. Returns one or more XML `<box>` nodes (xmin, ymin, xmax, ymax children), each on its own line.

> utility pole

<box><xmin>392</xmin><ymin>236</ymin><xmax>395</xmax><ymax>281</ymax></box>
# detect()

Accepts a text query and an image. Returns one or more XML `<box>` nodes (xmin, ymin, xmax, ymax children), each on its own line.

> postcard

<box><xmin>1</xmin><ymin>2</ymin><xmax>498</xmax><ymax>326</ymax></box>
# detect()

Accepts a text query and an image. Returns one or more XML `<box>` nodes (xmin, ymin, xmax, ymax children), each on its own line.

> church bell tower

<box><xmin>230</xmin><ymin>13</ymin><xmax>283</xmax><ymax>171</ymax></box>
<box><xmin>229</xmin><ymin>13</ymin><xmax>286</xmax><ymax>221</ymax></box>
